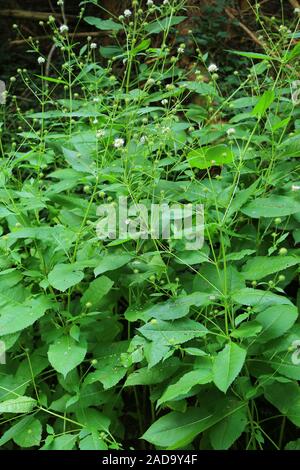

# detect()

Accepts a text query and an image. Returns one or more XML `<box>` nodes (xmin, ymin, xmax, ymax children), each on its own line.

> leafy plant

<box><xmin>0</xmin><ymin>0</ymin><xmax>299</xmax><ymax>451</ymax></box>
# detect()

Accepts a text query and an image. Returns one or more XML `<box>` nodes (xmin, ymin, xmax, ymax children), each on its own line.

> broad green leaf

<box><xmin>256</xmin><ymin>305</ymin><xmax>298</xmax><ymax>342</ymax></box>
<box><xmin>232</xmin><ymin>288</ymin><xmax>293</xmax><ymax>307</ymax></box>
<box><xmin>157</xmin><ymin>367</ymin><xmax>212</xmax><ymax>406</ymax></box>
<box><xmin>125</xmin><ymin>358</ymin><xmax>180</xmax><ymax>387</ymax></box>
<box><xmin>187</xmin><ymin>144</ymin><xmax>233</xmax><ymax>170</ymax></box>
<box><xmin>241</xmin><ymin>256</ymin><xmax>299</xmax><ymax>280</ymax></box>
<box><xmin>48</xmin><ymin>336</ymin><xmax>87</xmax><ymax>378</ymax></box>
<box><xmin>285</xmin><ymin>439</ymin><xmax>300</xmax><ymax>450</ymax></box>
<box><xmin>252</xmin><ymin>89</ymin><xmax>275</xmax><ymax>118</ymax></box>
<box><xmin>264</xmin><ymin>382</ymin><xmax>300</xmax><ymax>427</ymax></box>
<box><xmin>80</xmin><ymin>276</ymin><xmax>113</xmax><ymax>308</ymax></box>
<box><xmin>144</xmin><ymin>16</ymin><xmax>186</xmax><ymax>34</ymax></box>
<box><xmin>94</xmin><ymin>253</ymin><xmax>132</xmax><ymax>276</ymax></box>
<box><xmin>13</xmin><ymin>418</ymin><xmax>42</xmax><ymax>448</ymax></box>
<box><xmin>126</xmin><ymin>292</ymin><xmax>214</xmax><ymax>322</ymax></box>
<box><xmin>0</xmin><ymin>396</ymin><xmax>37</xmax><ymax>414</ymax></box>
<box><xmin>138</xmin><ymin>319</ymin><xmax>208</xmax><ymax>345</ymax></box>
<box><xmin>79</xmin><ymin>432</ymin><xmax>107</xmax><ymax>450</ymax></box>
<box><xmin>40</xmin><ymin>434</ymin><xmax>77</xmax><ymax>450</ymax></box>
<box><xmin>84</xmin><ymin>16</ymin><xmax>122</xmax><ymax>32</ymax></box>
<box><xmin>242</xmin><ymin>196</ymin><xmax>300</xmax><ymax>218</ymax></box>
<box><xmin>142</xmin><ymin>398</ymin><xmax>246</xmax><ymax>449</ymax></box>
<box><xmin>0</xmin><ymin>415</ymin><xmax>36</xmax><ymax>446</ymax></box>
<box><xmin>0</xmin><ymin>295</ymin><xmax>52</xmax><ymax>335</ymax></box>
<box><xmin>179</xmin><ymin>81</ymin><xmax>216</xmax><ymax>96</ymax></box>
<box><xmin>48</xmin><ymin>264</ymin><xmax>84</xmax><ymax>292</ymax></box>
<box><xmin>208</xmin><ymin>406</ymin><xmax>247</xmax><ymax>449</ymax></box>
<box><xmin>231</xmin><ymin>321</ymin><xmax>262</xmax><ymax>339</ymax></box>
<box><xmin>213</xmin><ymin>343</ymin><xmax>246</xmax><ymax>393</ymax></box>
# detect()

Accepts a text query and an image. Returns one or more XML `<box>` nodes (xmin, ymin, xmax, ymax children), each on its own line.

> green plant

<box><xmin>0</xmin><ymin>0</ymin><xmax>299</xmax><ymax>451</ymax></box>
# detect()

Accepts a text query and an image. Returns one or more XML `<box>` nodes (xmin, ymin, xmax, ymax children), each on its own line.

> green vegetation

<box><xmin>0</xmin><ymin>0</ymin><xmax>299</xmax><ymax>451</ymax></box>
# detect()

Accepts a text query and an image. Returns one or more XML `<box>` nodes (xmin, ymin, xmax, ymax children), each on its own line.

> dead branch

<box><xmin>225</xmin><ymin>7</ymin><xmax>264</xmax><ymax>48</ymax></box>
<box><xmin>0</xmin><ymin>9</ymin><xmax>77</xmax><ymax>21</ymax></box>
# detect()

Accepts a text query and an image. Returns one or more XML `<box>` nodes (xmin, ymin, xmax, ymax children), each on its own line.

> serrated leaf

<box><xmin>48</xmin><ymin>264</ymin><xmax>84</xmax><ymax>292</ymax></box>
<box><xmin>187</xmin><ymin>144</ymin><xmax>233</xmax><ymax>170</ymax></box>
<box><xmin>80</xmin><ymin>276</ymin><xmax>113</xmax><ymax>307</ymax></box>
<box><xmin>241</xmin><ymin>256</ymin><xmax>299</xmax><ymax>280</ymax></box>
<box><xmin>94</xmin><ymin>253</ymin><xmax>132</xmax><ymax>276</ymax></box>
<box><xmin>0</xmin><ymin>295</ymin><xmax>52</xmax><ymax>335</ymax></box>
<box><xmin>13</xmin><ymin>418</ymin><xmax>42</xmax><ymax>448</ymax></box>
<box><xmin>0</xmin><ymin>396</ymin><xmax>37</xmax><ymax>414</ymax></box>
<box><xmin>242</xmin><ymin>196</ymin><xmax>300</xmax><ymax>218</ymax></box>
<box><xmin>48</xmin><ymin>336</ymin><xmax>87</xmax><ymax>378</ymax></box>
<box><xmin>213</xmin><ymin>343</ymin><xmax>246</xmax><ymax>393</ymax></box>
<box><xmin>209</xmin><ymin>406</ymin><xmax>247</xmax><ymax>449</ymax></box>
<box><xmin>84</xmin><ymin>16</ymin><xmax>122</xmax><ymax>32</ymax></box>
<box><xmin>138</xmin><ymin>319</ymin><xmax>208</xmax><ymax>345</ymax></box>
<box><xmin>256</xmin><ymin>305</ymin><xmax>298</xmax><ymax>343</ymax></box>
<box><xmin>157</xmin><ymin>367</ymin><xmax>212</xmax><ymax>406</ymax></box>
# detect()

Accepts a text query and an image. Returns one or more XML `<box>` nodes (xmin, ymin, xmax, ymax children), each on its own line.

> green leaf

<box><xmin>228</xmin><ymin>50</ymin><xmax>277</xmax><ymax>61</ymax></box>
<box><xmin>209</xmin><ymin>407</ymin><xmax>247</xmax><ymax>449</ymax></box>
<box><xmin>264</xmin><ymin>382</ymin><xmax>300</xmax><ymax>427</ymax></box>
<box><xmin>242</xmin><ymin>195</ymin><xmax>300</xmax><ymax>218</ymax></box>
<box><xmin>80</xmin><ymin>276</ymin><xmax>114</xmax><ymax>308</ymax></box>
<box><xmin>213</xmin><ymin>343</ymin><xmax>246</xmax><ymax>393</ymax></box>
<box><xmin>252</xmin><ymin>89</ymin><xmax>275</xmax><ymax>118</ymax></box>
<box><xmin>0</xmin><ymin>415</ymin><xmax>36</xmax><ymax>446</ymax></box>
<box><xmin>241</xmin><ymin>256</ymin><xmax>299</xmax><ymax>280</ymax></box>
<box><xmin>0</xmin><ymin>295</ymin><xmax>52</xmax><ymax>335</ymax></box>
<box><xmin>285</xmin><ymin>439</ymin><xmax>300</xmax><ymax>450</ymax></box>
<box><xmin>142</xmin><ymin>398</ymin><xmax>246</xmax><ymax>449</ymax></box>
<box><xmin>48</xmin><ymin>264</ymin><xmax>84</xmax><ymax>292</ymax></box>
<box><xmin>144</xmin><ymin>16</ymin><xmax>186</xmax><ymax>34</ymax></box>
<box><xmin>187</xmin><ymin>144</ymin><xmax>233</xmax><ymax>169</ymax></box>
<box><xmin>13</xmin><ymin>418</ymin><xmax>42</xmax><ymax>448</ymax></box>
<box><xmin>179</xmin><ymin>81</ymin><xmax>216</xmax><ymax>96</ymax></box>
<box><xmin>0</xmin><ymin>396</ymin><xmax>37</xmax><ymax>414</ymax></box>
<box><xmin>138</xmin><ymin>319</ymin><xmax>208</xmax><ymax>345</ymax></box>
<box><xmin>256</xmin><ymin>305</ymin><xmax>298</xmax><ymax>343</ymax></box>
<box><xmin>41</xmin><ymin>434</ymin><xmax>77</xmax><ymax>450</ymax></box>
<box><xmin>84</xmin><ymin>16</ymin><xmax>122</xmax><ymax>32</ymax></box>
<box><xmin>231</xmin><ymin>321</ymin><xmax>262</xmax><ymax>339</ymax></box>
<box><xmin>34</xmin><ymin>74</ymin><xmax>68</xmax><ymax>85</ymax></box>
<box><xmin>94</xmin><ymin>253</ymin><xmax>132</xmax><ymax>276</ymax></box>
<box><xmin>157</xmin><ymin>367</ymin><xmax>212</xmax><ymax>406</ymax></box>
<box><xmin>127</xmin><ymin>292</ymin><xmax>213</xmax><ymax>322</ymax></box>
<box><xmin>232</xmin><ymin>288</ymin><xmax>293</xmax><ymax>307</ymax></box>
<box><xmin>48</xmin><ymin>336</ymin><xmax>87</xmax><ymax>378</ymax></box>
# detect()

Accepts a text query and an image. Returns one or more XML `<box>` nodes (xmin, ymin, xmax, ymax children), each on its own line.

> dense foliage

<box><xmin>0</xmin><ymin>0</ymin><xmax>300</xmax><ymax>450</ymax></box>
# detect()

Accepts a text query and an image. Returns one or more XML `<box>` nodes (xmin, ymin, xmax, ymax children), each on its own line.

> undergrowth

<box><xmin>0</xmin><ymin>0</ymin><xmax>299</xmax><ymax>450</ymax></box>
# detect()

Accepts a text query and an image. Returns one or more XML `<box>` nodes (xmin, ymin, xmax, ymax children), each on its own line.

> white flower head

<box><xmin>140</xmin><ymin>135</ymin><xmax>147</xmax><ymax>144</ymax></box>
<box><xmin>226</xmin><ymin>127</ymin><xmax>236</xmax><ymax>136</ymax></box>
<box><xmin>59</xmin><ymin>24</ymin><xmax>69</xmax><ymax>34</ymax></box>
<box><xmin>163</xmin><ymin>0</ymin><xmax>169</xmax><ymax>4</ymax></box>
<box><xmin>114</xmin><ymin>137</ymin><xmax>125</xmax><ymax>148</ymax></box>
<box><xmin>96</xmin><ymin>130</ymin><xmax>105</xmax><ymax>139</ymax></box>
<box><xmin>147</xmin><ymin>0</ymin><xmax>154</xmax><ymax>5</ymax></box>
<box><xmin>292</xmin><ymin>184</ymin><xmax>300</xmax><ymax>191</ymax></box>
<box><xmin>90</xmin><ymin>42</ymin><xmax>97</xmax><ymax>49</ymax></box>
<box><xmin>294</xmin><ymin>8</ymin><xmax>300</xmax><ymax>14</ymax></box>
<box><xmin>38</xmin><ymin>56</ymin><xmax>45</xmax><ymax>65</ymax></box>
<box><xmin>161</xmin><ymin>99</ymin><xmax>168</xmax><ymax>106</ymax></box>
<box><xmin>208</xmin><ymin>63</ymin><xmax>218</xmax><ymax>73</ymax></box>
<box><xmin>177</xmin><ymin>47</ymin><xmax>185</xmax><ymax>54</ymax></box>
<box><xmin>124</xmin><ymin>9</ymin><xmax>132</xmax><ymax>18</ymax></box>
